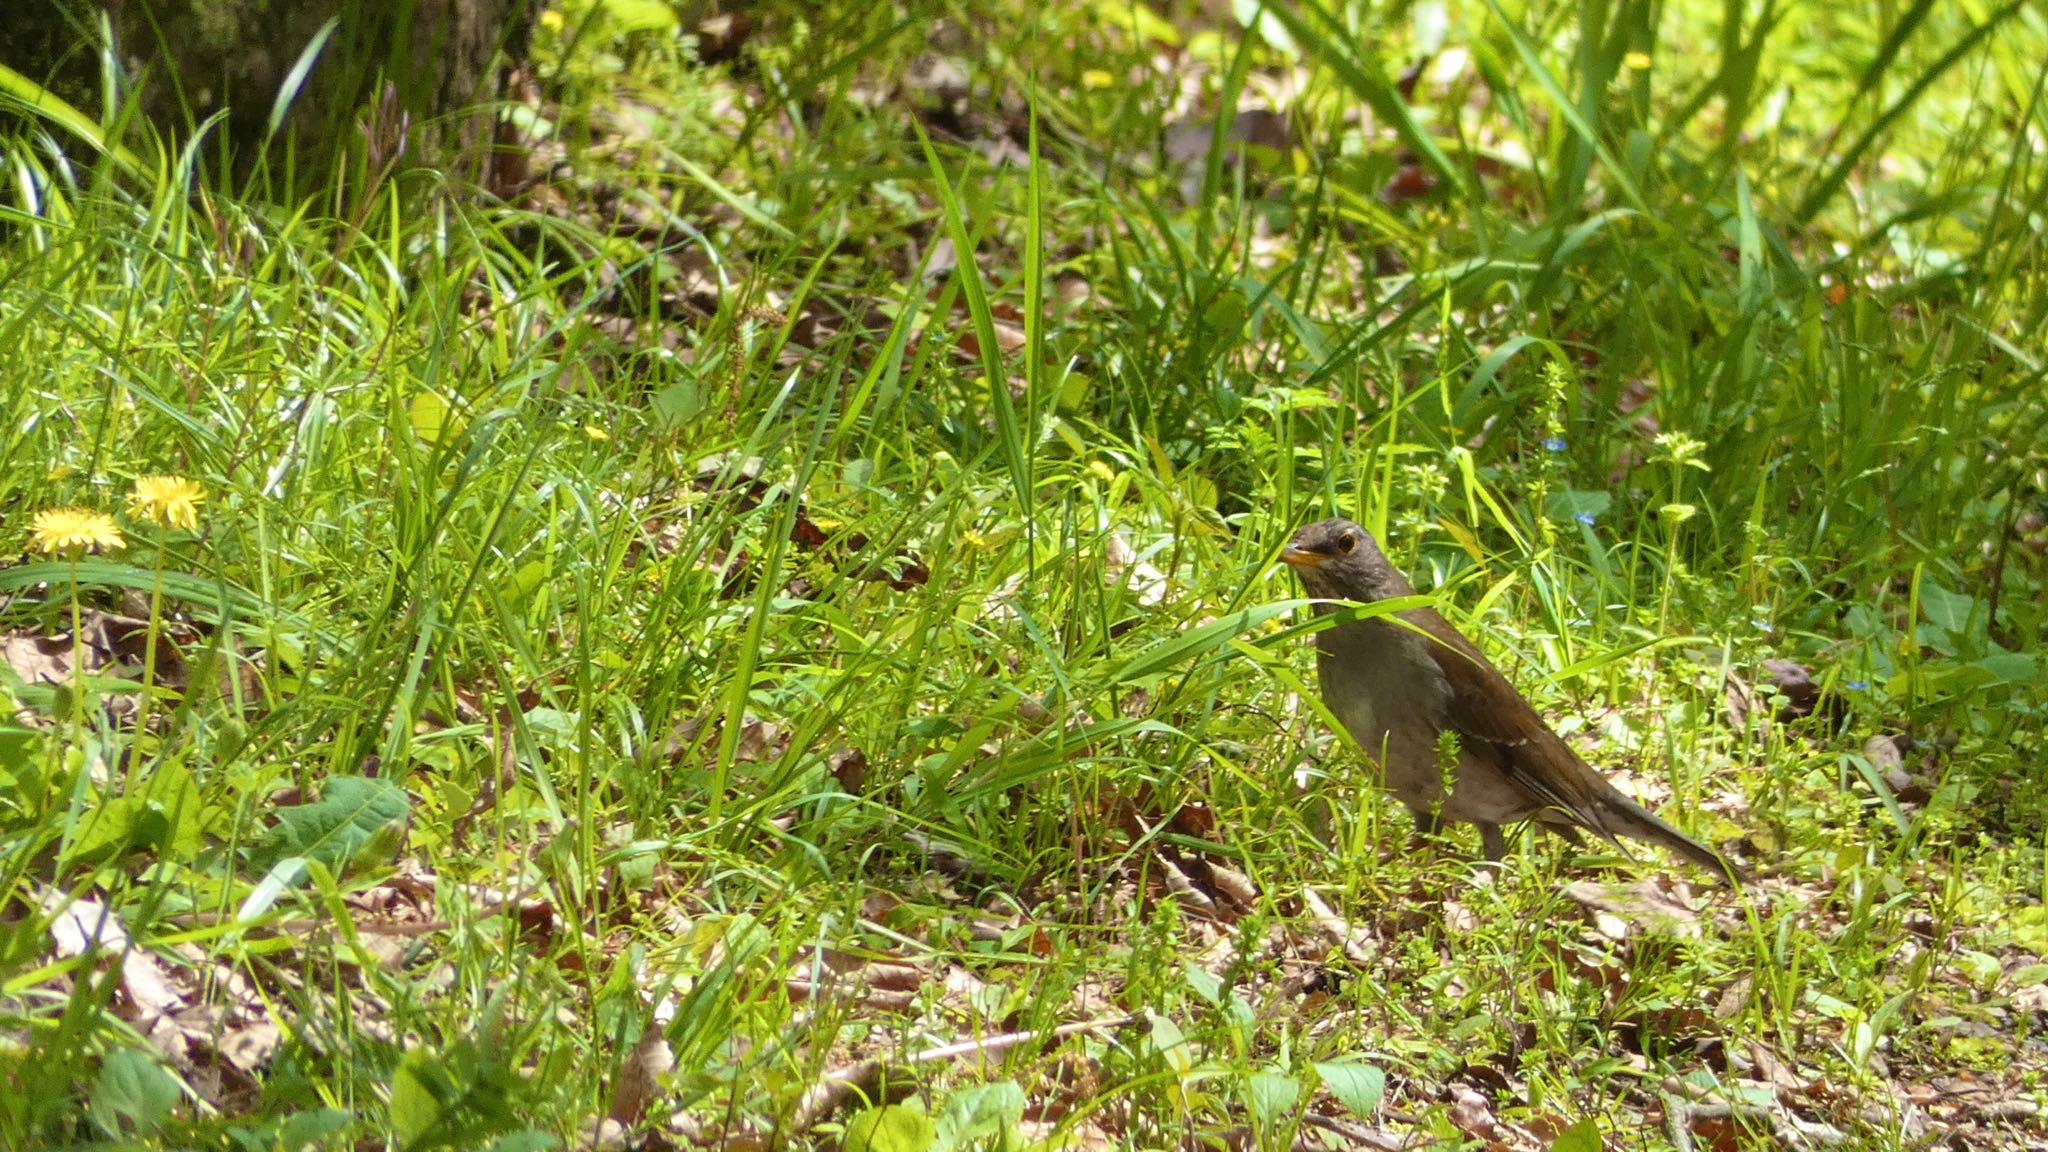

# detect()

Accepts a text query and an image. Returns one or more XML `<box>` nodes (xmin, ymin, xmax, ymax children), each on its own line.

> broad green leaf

<box><xmin>91</xmin><ymin>1048</ymin><xmax>181</xmax><ymax>1137</ymax></box>
<box><xmin>389</xmin><ymin>1049</ymin><xmax>451</xmax><ymax>1143</ymax></box>
<box><xmin>1918</xmin><ymin>580</ymin><xmax>1979</xmax><ymax>634</ymax></box>
<box><xmin>844</xmin><ymin>1102</ymin><xmax>937</xmax><ymax>1152</ymax></box>
<box><xmin>2010</xmin><ymin>907</ymin><xmax>2048</xmax><ymax>954</ymax></box>
<box><xmin>257</xmin><ymin>776</ymin><xmax>409</xmax><ymax>874</ymax></box>
<box><xmin>1545</xmin><ymin>489</ymin><xmax>1612</xmax><ymax>522</ymax></box>
<box><xmin>68</xmin><ymin>760</ymin><xmax>204</xmax><ymax>864</ymax></box>
<box><xmin>1550</xmin><ymin>1118</ymin><xmax>1602</xmax><ymax>1152</ymax></box>
<box><xmin>651</xmin><ymin>378</ymin><xmax>705</xmax><ymax>427</ymax></box>
<box><xmin>1088</xmin><ymin>0</ymin><xmax>1179</xmax><ymax>44</ymax></box>
<box><xmin>1975</xmin><ymin>652</ymin><xmax>2041</xmax><ymax>684</ymax></box>
<box><xmin>594</xmin><ymin>0</ymin><xmax>677</xmax><ymax>34</ymax></box>
<box><xmin>1314</xmin><ymin>1060</ymin><xmax>1385</xmax><ymax>1117</ymax></box>
<box><xmin>0</xmin><ymin>725</ymin><xmax>44</xmax><ymax>798</ymax></box>
<box><xmin>1236</xmin><ymin>0</ymin><xmax>1300</xmax><ymax>55</ymax></box>
<box><xmin>409</xmin><ymin>391</ymin><xmax>464</xmax><ymax>445</ymax></box>
<box><xmin>1245</xmin><ymin>1071</ymin><xmax>1301</xmax><ymax>1126</ymax></box>
<box><xmin>935</xmin><ymin>1081</ymin><xmax>1023</xmax><ymax>1152</ymax></box>
<box><xmin>1147</xmin><ymin>1011</ymin><xmax>1192</xmax><ymax>1076</ymax></box>
<box><xmin>1183</xmin><ymin>962</ymin><xmax>1222</xmax><ymax>1006</ymax></box>
<box><xmin>277</xmin><ymin>1108</ymin><xmax>353</xmax><ymax>1150</ymax></box>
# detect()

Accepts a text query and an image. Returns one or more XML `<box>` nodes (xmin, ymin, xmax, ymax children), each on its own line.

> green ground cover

<box><xmin>2</xmin><ymin>1</ymin><xmax>2046</xmax><ymax>1148</ymax></box>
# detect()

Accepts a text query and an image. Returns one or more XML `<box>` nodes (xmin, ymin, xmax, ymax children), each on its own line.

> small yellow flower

<box><xmin>30</xmin><ymin>508</ymin><xmax>126</xmax><ymax>555</ymax></box>
<box><xmin>128</xmin><ymin>475</ymin><xmax>205</xmax><ymax>530</ymax></box>
<box><xmin>583</xmin><ymin>424</ymin><xmax>610</xmax><ymax>442</ymax></box>
<box><xmin>1624</xmin><ymin>50</ymin><xmax>1653</xmax><ymax>70</ymax></box>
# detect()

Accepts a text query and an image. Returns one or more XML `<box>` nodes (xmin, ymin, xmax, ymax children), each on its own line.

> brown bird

<box><xmin>1280</xmin><ymin>517</ymin><xmax>1744</xmax><ymax>884</ymax></box>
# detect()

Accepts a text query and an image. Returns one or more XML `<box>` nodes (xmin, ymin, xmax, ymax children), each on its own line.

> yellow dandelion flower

<box><xmin>1624</xmin><ymin>50</ymin><xmax>1653</xmax><ymax>70</ymax></box>
<box><xmin>128</xmin><ymin>475</ymin><xmax>205</xmax><ymax>530</ymax></box>
<box><xmin>30</xmin><ymin>508</ymin><xmax>126</xmax><ymax>555</ymax></box>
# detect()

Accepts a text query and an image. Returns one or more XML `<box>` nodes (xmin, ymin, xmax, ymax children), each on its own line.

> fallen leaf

<box><xmin>608</xmin><ymin>1026</ymin><xmax>674</xmax><ymax>1126</ymax></box>
<box><xmin>1563</xmin><ymin>880</ymin><xmax>1704</xmax><ymax>939</ymax></box>
<box><xmin>1446</xmin><ymin>1083</ymin><xmax>1499</xmax><ymax>1141</ymax></box>
<box><xmin>198</xmin><ymin>1022</ymin><xmax>278</xmax><ymax>1089</ymax></box>
<box><xmin>830</xmin><ymin>748</ymin><xmax>868</xmax><ymax>793</ymax></box>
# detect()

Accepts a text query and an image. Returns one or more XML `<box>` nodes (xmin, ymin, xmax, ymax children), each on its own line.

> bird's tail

<box><xmin>1589</xmin><ymin>788</ymin><xmax>1749</xmax><ymax>886</ymax></box>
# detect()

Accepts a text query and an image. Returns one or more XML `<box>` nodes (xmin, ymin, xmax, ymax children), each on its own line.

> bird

<box><xmin>1279</xmin><ymin>517</ymin><xmax>1745</xmax><ymax>884</ymax></box>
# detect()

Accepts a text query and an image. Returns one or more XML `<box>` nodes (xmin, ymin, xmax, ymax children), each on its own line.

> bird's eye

<box><xmin>1336</xmin><ymin>533</ymin><xmax>1356</xmax><ymax>554</ymax></box>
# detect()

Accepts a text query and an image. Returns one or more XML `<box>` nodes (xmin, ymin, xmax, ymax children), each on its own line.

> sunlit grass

<box><xmin>0</xmin><ymin>0</ymin><xmax>2043</xmax><ymax>1147</ymax></box>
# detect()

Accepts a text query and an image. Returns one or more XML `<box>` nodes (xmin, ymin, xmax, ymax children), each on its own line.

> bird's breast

<box><xmin>1315</xmin><ymin>619</ymin><xmax>1453</xmax><ymax>768</ymax></box>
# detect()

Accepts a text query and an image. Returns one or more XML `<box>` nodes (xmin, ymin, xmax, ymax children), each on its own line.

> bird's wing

<box><xmin>1396</xmin><ymin>610</ymin><xmax>1743</xmax><ymax>881</ymax></box>
<box><xmin>1401</xmin><ymin>607</ymin><xmax>1609</xmax><ymax>829</ymax></box>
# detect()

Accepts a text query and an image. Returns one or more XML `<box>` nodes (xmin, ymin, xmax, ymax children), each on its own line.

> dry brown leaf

<box><xmin>1157</xmin><ymin>854</ymin><xmax>1220</xmax><ymax>920</ymax></box>
<box><xmin>1302</xmin><ymin>886</ymin><xmax>1378</xmax><ymax>966</ymax></box>
<box><xmin>2009</xmin><ymin>981</ymin><xmax>2048</xmax><ymax>1014</ymax></box>
<box><xmin>44</xmin><ymin>893</ymin><xmax>199</xmax><ymax>1061</ymax></box>
<box><xmin>1200</xmin><ymin>860</ymin><xmax>1258</xmax><ymax>913</ymax></box>
<box><xmin>863</xmin><ymin>960</ymin><xmax>926</xmax><ymax>993</ymax></box>
<box><xmin>1715</xmin><ymin>973</ymin><xmax>1754</xmax><ymax>1020</ymax></box>
<box><xmin>1721</xmin><ymin>669</ymin><xmax>1760</xmax><ymax>736</ymax></box>
<box><xmin>1441</xmin><ymin>899</ymin><xmax>1478</xmax><ymax>935</ymax></box>
<box><xmin>1446</xmin><ymin>1083</ymin><xmax>1500</xmax><ymax>1141</ymax></box>
<box><xmin>956</xmin><ymin>318</ymin><xmax>1026</xmax><ymax>360</ymax></box>
<box><xmin>785</xmin><ymin>955</ymin><xmax>928</xmax><ymax>1012</ymax></box>
<box><xmin>218</xmin><ymin>1020</ymin><xmax>283</xmax><ymax>1073</ymax></box>
<box><xmin>1563</xmin><ymin>879</ymin><xmax>1704</xmax><ymax>939</ymax></box>
<box><xmin>1748</xmin><ymin>1041</ymin><xmax>1807</xmax><ymax>1097</ymax></box>
<box><xmin>118</xmin><ymin>946</ymin><xmax>186</xmax><ymax>1021</ymax></box>
<box><xmin>608</xmin><ymin>1026</ymin><xmax>674</xmax><ymax>1126</ymax></box>
<box><xmin>732</xmin><ymin>719</ymin><xmax>782</xmax><ymax>763</ymax></box>
<box><xmin>786</xmin><ymin>1014</ymin><xmax>1134</xmax><ymax>1138</ymax></box>
<box><xmin>4</xmin><ymin>630</ymin><xmax>75</xmax><ymax>687</ymax></box>
<box><xmin>574</xmin><ymin>1116</ymin><xmax>630</xmax><ymax>1151</ymax></box>
<box><xmin>938</xmin><ymin>965</ymin><xmax>994</xmax><ymax>1024</ymax></box>
<box><xmin>829</xmin><ymin>747</ymin><xmax>868</xmax><ymax>794</ymax></box>
<box><xmin>1547</xmin><ymin>942</ymin><xmax>1628</xmax><ymax>996</ymax></box>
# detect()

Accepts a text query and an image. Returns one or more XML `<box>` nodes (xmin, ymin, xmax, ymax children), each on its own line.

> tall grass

<box><xmin>0</xmin><ymin>0</ymin><xmax>2043</xmax><ymax>1146</ymax></box>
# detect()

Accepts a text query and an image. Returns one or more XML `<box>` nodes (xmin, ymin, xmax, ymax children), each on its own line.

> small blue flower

<box><xmin>1543</xmin><ymin>436</ymin><xmax>1567</xmax><ymax>452</ymax></box>
<box><xmin>1574</xmin><ymin>511</ymin><xmax>1596</xmax><ymax>525</ymax></box>
<box><xmin>1846</xmin><ymin>680</ymin><xmax>1868</xmax><ymax>691</ymax></box>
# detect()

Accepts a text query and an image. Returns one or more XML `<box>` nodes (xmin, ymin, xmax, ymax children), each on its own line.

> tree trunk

<box><xmin>2</xmin><ymin>0</ymin><xmax>538</xmax><ymax>180</ymax></box>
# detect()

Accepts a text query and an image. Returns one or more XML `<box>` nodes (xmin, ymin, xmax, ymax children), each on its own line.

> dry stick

<box><xmin>785</xmin><ymin>1013</ymin><xmax>1138</xmax><ymax>1136</ymax></box>
<box><xmin>164</xmin><ymin>875</ymin><xmax>551</xmax><ymax>939</ymax></box>
<box><xmin>1661</xmin><ymin>1095</ymin><xmax>1848</xmax><ymax>1148</ymax></box>
<box><xmin>162</xmin><ymin>909</ymin><xmax>454</xmax><ymax>936</ymax></box>
<box><xmin>1299</xmin><ymin>1113</ymin><xmax>1423</xmax><ymax>1152</ymax></box>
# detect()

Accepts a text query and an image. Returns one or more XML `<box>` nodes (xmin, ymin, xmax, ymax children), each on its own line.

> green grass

<box><xmin>2</xmin><ymin>0</ymin><xmax>2046</xmax><ymax>1148</ymax></box>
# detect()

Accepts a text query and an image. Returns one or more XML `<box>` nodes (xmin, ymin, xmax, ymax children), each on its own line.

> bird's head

<box><xmin>1279</xmin><ymin>518</ymin><xmax>1407</xmax><ymax>601</ymax></box>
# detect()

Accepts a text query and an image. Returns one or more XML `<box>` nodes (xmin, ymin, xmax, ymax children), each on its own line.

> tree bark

<box><xmin>2</xmin><ymin>0</ymin><xmax>538</xmax><ymax>178</ymax></box>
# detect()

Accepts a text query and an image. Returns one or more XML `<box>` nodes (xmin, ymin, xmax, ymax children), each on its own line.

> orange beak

<box><xmin>1279</xmin><ymin>546</ymin><xmax>1324</xmax><ymax>569</ymax></box>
